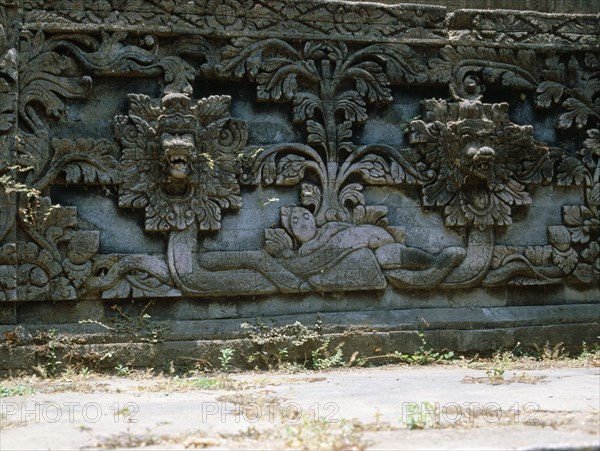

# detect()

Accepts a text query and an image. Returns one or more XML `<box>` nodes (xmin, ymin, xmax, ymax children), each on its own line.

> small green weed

<box><xmin>79</xmin><ymin>367</ymin><xmax>93</xmax><ymax>377</ymax></box>
<box><xmin>312</xmin><ymin>339</ymin><xmax>345</xmax><ymax>370</ymax></box>
<box><xmin>33</xmin><ymin>329</ymin><xmax>63</xmax><ymax>377</ymax></box>
<box><xmin>578</xmin><ymin>341</ymin><xmax>600</xmax><ymax>362</ymax></box>
<box><xmin>218</xmin><ymin>348</ymin><xmax>235</xmax><ymax>372</ymax></box>
<box><xmin>0</xmin><ymin>385</ymin><xmax>35</xmax><ymax>398</ymax></box>
<box><xmin>193</xmin><ymin>377</ymin><xmax>221</xmax><ymax>390</ymax></box>
<box><xmin>394</xmin><ymin>331</ymin><xmax>455</xmax><ymax>365</ymax></box>
<box><xmin>114</xmin><ymin>364</ymin><xmax>130</xmax><ymax>376</ymax></box>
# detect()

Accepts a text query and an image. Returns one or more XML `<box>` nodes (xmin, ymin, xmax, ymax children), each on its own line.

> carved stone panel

<box><xmin>0</xmin><ymin>1</ymin><xmax>598</xmax><ymax>304</ymax></box>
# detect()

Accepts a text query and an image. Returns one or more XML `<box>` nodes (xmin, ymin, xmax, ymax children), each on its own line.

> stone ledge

<box><xmin>1</xmin><ymin>322</ymin><xmax>597</xmax><ymax>373</ymax></box>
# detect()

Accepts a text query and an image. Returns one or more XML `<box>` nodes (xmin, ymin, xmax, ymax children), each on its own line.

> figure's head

<box><xmin>285</xmin><ymin>207</ymin><xmax>317</xmax><ymax>243</ymax></box>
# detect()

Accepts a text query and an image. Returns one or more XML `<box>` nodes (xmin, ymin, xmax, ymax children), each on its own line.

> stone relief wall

<box><xmin>0</xmin><ymin>0</ymin><xmax>598</xmax><ymax>309</ymax></box>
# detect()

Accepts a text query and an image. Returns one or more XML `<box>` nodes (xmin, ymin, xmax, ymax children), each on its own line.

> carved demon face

<box><xmin>452</xmin><ymin>120</ymin><xmax>496</xmax><ymax>181</ymax></box>
<box><xmin>117</xmin><ymin>93</ymin><xmax>246</xmax><ymax>232</ymax></box>
<box><xmin>410</xmin><ymin>98</ymin><xmax>543</xmax><ymax>228</ymax></box>
<box><xmin>160</xmin><ymin>132</ymin><xmax>198</xmax><ymax>197</ymax></box>
<box><xmin>161</xmin><ymin>132</ymin><xmax>195</xmax><ymax>181</ymax></box>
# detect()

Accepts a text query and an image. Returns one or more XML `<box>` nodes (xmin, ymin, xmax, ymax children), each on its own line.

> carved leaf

<box><xmin>446</xmin><ymin>181</ymin><xmax>530</xmax><ymax>228</ymax></box>
<box><xmin>409</xmin><ymin>120</ymin><xmax>439</xmax><ymax>144</ymax></box>
<box><xmin>556</xmin><ymin>154</ymin><xmax>588</xmax><ymax>186</ymax></box>
<box><xmin>256</xmin><ymin>58</ymin><xmax>303</xmax><ymax>101</ymax></box>
<box><xmin>306</xmin><ymin>120</ymin><xmax>326</xmax><ymax>146</ymax></box>
<box><xmin>0</xmin><ymin>264</ymin><xmax>17</xmax><ymax>301</ymax></box>
<box><xmin>563</xmin><ymin>205</ymin><xmax>595</xmax><ymax>243</ymax></box>
<box><xmin>337</xmin><ymin>121</ymin><xmax>353</xmax><ymax>144</ymax></box>
<box><xmin>351</xmin><ymin>61</ymin><xmax>391</xmax><ymax>104</ymax></box>
<box><xmin>339</xmin><ymin>183</ymin><xmax>365</xmax><ymax>208</ymax></box>
<box><xmin>255</xmin><ymin>153</ymin><xmax>277</xmax><ymax>185</ymax></box>
<box><xmin>517</xmin><ymin>148</ymin><xmax>559</xmax><ymax>184</ymax></box>
<box><xmin>552</xmin><ymin>248</ymin><xmax>578</xmax><ymax>274</ymax></box>
<box><xmin>0</xmin><ymin>76</ymin><xmax>16</xmax><ymax>134</ymax></box>
<box><xmin>379</xmin><ymin>44</ymin><xmax>427</xmax><ymax>84</ymax></box>
<box><xmin>196</xmin><ymin>95</ymin><xmax>231</xmax><ymax>125</ymax></box>
<box><xmin>1</xmin><ymin>44</ymin><xmax>17</xmax><ymax>82</ymax></box>
<box><xmin>195</xmin><ymin>198</ymin><xmax>222</xmax><ymax>231</ymax></box>
<box><xmin>581</xmin><ymin>241</ymin><xmax>599</xmax><ymax>264</ymax></box>
<box><xmin>352</xmin><ymin>205</ymin><xmax>388</xmax><ymax>226</ymax></box>
<box><xmin>50</xmin><ymin>138</ymin><xmax>120</xmax><ymax>185</ymax></box>
<box><xmin>573</xmin><ymin>263</ymin><xmax>595</xmax><ymax>284</ymax></box>
<box><xmin>495</xmin><ymin>179</ymin><xmax>531</xmax><ymax>207</ymax></box>
<box><xmin>145</xmin><ymin>198</ymin><xmax>193</xmax><ymax>232</ymax></box>
<box><xmin>158</xmin><ymin>56</ymin><xmax>195</xmax><ymax>94</ymax></box>
<box><xmin>102</xmin><ymin>271</ymin><xmax>179</xmax><ymax>299</ymax></box>
<box><xmin>264</xmin><ymin>228</ymin><xmax>294</xmax><ymax>257</ymax></box>
<box><xmin>19</xmin><ymin>32</ymin><xmax>92</xmax><ymax>129</ymax></box>
<box><xmin>116</xmin><ymin>115</ymin><xmax>155</xmax><ymax>158</ymax></box>
<box><xmin>352</xmin><ymin>154</ymin><xmax>390</xmax><ymax>184</ymax></box>
<box><xmin>582</xmin><ymin>128</ymin><xmax>600</xmax><ymax>168</ymax></box>
<box><xmin>429</xmin><ymin>46</ymin><xmax>535</xmax><ymax>89</ymax></box>
<box><xmin>275</xmin><ymin>154</ymin><xmax>308</xmax><ymax>186</ymax></box>
<box><xmin>218</xmin><ymin>38</ymin><xmax>274</xmax><ymax>79</ymax></box>
<box><xmin>486</xmin><ymin>68</ymin><xmax>535</xmax><ymax>90</ymax></box>
<box><xmin>558</xmin><ymin>98</ymin><xmax>597</xmax><ymax>129</ymax></box>
<box><xmin>127</xmin><ymin>94</ymin><xmax>161</xmax><ymax>121</ymax></box>
<box><xmin>300</xmin><ymin>183</ymin><xmax>321</xmax><ymax>212</ymax></box>
<box><xmin>16</xmin><ymin>129</ymin><xmax>49</xmax><ymax>182</ymax></box>
<box><xmin>548</xmin><ymin>225</ymin><xmax>572</xmax><ymax>252</ymax></box>
<box><xmin>491</xmin><ymin>246</ymin><xmax>522</xmax><ymax>269</ymax></box>
<box><xmin>293</xmin><ymin>93</ymin><xmax>321</xmax><ymax>122</ymax></box>
<box><xmin>171</xmin><ymin>35</ymin><xmax>217</xmax><ymax>70</ymax></box>
<box><xmin>535</xmin><ymin>81</ymin><xmax>564</xmax><ymax>108</ymax></box>
<box><xmin>23</xmin><ymin>197</ymin><xmax>77</xmax><ymax>247</ymax></box>
<box><xmin>335</xmin><ymin>90</ymin><xmax>367</xmax><ymax>122</ymax></box>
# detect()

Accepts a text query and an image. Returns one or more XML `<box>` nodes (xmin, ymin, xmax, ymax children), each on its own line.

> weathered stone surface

<box><xmin>0</xmin><ymin>1</ymin><xmax>598</xmax><ymax>367</ymax></box>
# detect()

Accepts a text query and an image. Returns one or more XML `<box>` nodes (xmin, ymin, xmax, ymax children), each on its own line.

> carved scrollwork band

<box><xmin>0</xmin><ymin>2</ymin><xmax>598</xmax><ymax>301</ymax></box>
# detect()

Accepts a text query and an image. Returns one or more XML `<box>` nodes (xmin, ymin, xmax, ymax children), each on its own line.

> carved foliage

<box><xmin>15</xmin><ymin>196</ymin><xmax>98</xmax><ymax>300</ymax></box>
<box><xmin>0</xmin><ymin>12</ymin><xmax>17</xmax><ymax>141</ymax></box>
<box><xmin>116</xmin><ymin>92</ymin><xmax>246</xmax><ymax>232</ymax></box>
<box><xmin>18</xmin><ymin>31</ymin><xmax>92</xmax><ymax>133</ymax></box>
<box><xmin>223</xmin><ymin>39</ymin><xmax>426</xmax><ymax>225</ymax></box>
<box><xmin>553</xmin><ymin>129</ymin><xmax>600</xmax><ymax>284</ymax></box>
<box><xmin>429</xmin><ymin>45</ymin><xmax>538</xmax><ymax>97</ymax></box>
<box><xmin>536</xmin><ymin>53</ymin><xmax>600</xmax><ymax>130</ymax></box>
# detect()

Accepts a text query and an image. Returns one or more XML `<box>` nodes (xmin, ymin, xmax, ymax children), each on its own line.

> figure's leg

<box><xmin>198</xmin><ymin>251</ymin><xmax>310</xmax><ymax>293</ymax></box>
<box><xmin>375</xmin><ymin>243</ymin><xmax>437</xmax><ymax>270</ymax></box>
<box><xmin>376</xmin><ymin>244</ymin><xmax>466</xmax><ymax>288</ymax></box>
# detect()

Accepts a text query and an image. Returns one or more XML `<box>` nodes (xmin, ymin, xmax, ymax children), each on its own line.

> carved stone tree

<box><xmin>219</xmin><ymin>39</ymin><xmax>427</xmax><ymax>226</ymax></box>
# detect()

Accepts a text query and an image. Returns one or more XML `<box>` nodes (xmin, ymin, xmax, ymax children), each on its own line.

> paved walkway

<box><xmin>1</xmin><ymin>366</ymin><xmax>598</xmax><ymax>450</ymax></box>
